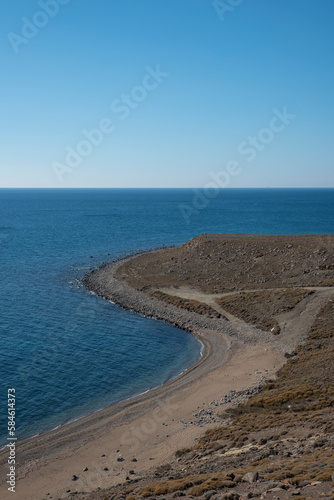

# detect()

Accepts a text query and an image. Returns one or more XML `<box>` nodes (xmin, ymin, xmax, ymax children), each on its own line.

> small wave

<box><xmin>199</xmin><ymin>340</ymin><xmax>204</xmax><ymax>357</ymax></box>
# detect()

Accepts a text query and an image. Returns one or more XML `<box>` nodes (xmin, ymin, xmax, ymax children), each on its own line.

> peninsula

<box><xmin>1</xmin><ymin>234</ymin><xmax>333</xmax><ymax>500</ymax></box>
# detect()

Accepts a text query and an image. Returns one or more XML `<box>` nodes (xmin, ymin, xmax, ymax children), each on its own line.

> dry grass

<box><xmin>150</xmin><ymin>291</ymin><xmax>225</xmax><ymax>319</ymax></box>
<box><xmin>194</xmin><ymin>296</ymin><xmax>334</xmax><ymax>482</ymax></box>
<box><xmin>137</xmin><ymin>475</ymin><xmax>207</xmax><ymax>497</ymax></box>
<box><xmin>136</xmin><ymin>473</ymin><xmax>236</xmax><ymax>498</ymax></box>
<box><xmin>264</xmin><ymin>447</ymin><xmax>334</xmax><ymax>482</ymax></box>
<box><xmin>216</xmin><ymin>288</ymin><xmax>313</xmax><ymax>334</ymax></box>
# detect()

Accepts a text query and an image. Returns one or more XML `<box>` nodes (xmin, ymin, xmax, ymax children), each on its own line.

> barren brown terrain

<box><xmin>80</xmin><ymin>234</ymin><xmax>334</xmax><ymax>500</ymax></box>
<box><xmin>116</xmin><ymin>234</ymin><xmax>334</xmax><ymax>292</ymax></box>
<box><xmin>215</xmin><ymin>288</ymin><xmax>313</xmax><ymax>334</ymax></box>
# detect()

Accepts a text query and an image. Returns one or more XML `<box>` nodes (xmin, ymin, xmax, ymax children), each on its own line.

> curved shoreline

<box><xmin>83</xmin><ymin>251</ymin><xmax>281</xmax><ymax>347</ymax></box>
<box><xmin>0</xmin><ymin>251</ymin><xmax>285</xmax><ymax>500</ymax></box>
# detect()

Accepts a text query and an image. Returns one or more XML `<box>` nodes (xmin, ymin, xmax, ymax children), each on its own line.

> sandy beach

<box><xmin>0</xmin><ymin>253</ymin><xmax>289</xmax><ymax>500</ymax></box>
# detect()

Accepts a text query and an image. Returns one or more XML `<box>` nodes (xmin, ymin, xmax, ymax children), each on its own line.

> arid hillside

<box><xmin>95</xmin><ymin>296</ymin><xmax>333</xmax><ymax>500</ymax></box>
<box><xmin>81</xmin><ymin>234</ymin><xmax>334</xmax><ymax>500</ymax></box>
<box><xmin>117</xmin><ymin>234</ymin><xmax>334</xmax><ymax>292</ymax></box>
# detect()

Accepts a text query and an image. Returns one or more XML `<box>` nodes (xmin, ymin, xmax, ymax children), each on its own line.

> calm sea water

<box><xmin>0</xmin><ymin>188</ymin><xmax>333</xmax><ymax>444</ymax></box>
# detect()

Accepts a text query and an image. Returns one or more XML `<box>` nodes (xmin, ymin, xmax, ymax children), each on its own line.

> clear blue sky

<box><xmin>1</xmin><ymin>0</ymin><xmax>333</xmax><ymax>187</ymax></box>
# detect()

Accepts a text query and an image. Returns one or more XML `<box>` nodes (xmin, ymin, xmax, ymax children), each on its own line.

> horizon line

<box><xmin>0</xmin><ymin>186</ymin><xmax>334</xmax><ymax>190</ymax></box>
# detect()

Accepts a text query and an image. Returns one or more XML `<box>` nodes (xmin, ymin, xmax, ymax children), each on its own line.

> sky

<box><xmin>1</xmin><ymin>0</ymin><xmax>333</xmax><ymax>188</ymax></box>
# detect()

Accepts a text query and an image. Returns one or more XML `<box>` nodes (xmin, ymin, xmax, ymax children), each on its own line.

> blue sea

<box><xmin>0</xmin><ymin>188</ymin><xmax>333</xmax><ymax>445</ymax></box>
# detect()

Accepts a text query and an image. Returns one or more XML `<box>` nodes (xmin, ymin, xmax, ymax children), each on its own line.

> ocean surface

<box><xmin>0</xmin><ymin>188</ymin><xmax>333</xmax><ymax>445</ymax></box>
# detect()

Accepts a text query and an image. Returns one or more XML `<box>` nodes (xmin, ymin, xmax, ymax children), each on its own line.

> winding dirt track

<box><xmin>155</xmin><ymin>285</ymin><xmax>334</xmax><ymax>348</ymax></box>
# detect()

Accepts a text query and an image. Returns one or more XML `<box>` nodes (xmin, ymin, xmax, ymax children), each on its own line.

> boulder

<box><xmin>242</xmin><ymin>471</ymin><xmax>259</xmax><ymax>483</ymax></box>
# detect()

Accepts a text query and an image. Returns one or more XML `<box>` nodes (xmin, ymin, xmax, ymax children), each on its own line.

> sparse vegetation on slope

<box><xmin>99</xmin><ymin>297</ymin><xmax>334</xmax><ymax>500</ymax></box>
<box><xmin>193</xmin><ymin>296</ymin><xmax>334</xmax><ymax>483</ymax></box>
<box><xmin>216</xmin><ymin>288</ymin><xmax>313</xmax><ymax>334</ymax></box>
<box><xmin>151</xmin><ymin>291</ymin><xmax>225</xmax><ymax>319</ymax></box>
<box><xmin>116</xmin><ymin>234</ymin><xmax>334</xmax><ymax>293</ymax></box>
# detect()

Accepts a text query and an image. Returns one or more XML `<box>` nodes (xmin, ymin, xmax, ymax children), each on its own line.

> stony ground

<box><xmin>78</xmin><ymin>234</ymin><xmax>334</xmax><ymax>500</ymax></box>
<box><xmin>116</xmin><ymin>234</ymin><xmax>334</xmax><ymax>292</ymax></box>
<box><xmin>215</xmin><ymin>288</ymin><xmax>313</xmax><ymax>334</ymax></box>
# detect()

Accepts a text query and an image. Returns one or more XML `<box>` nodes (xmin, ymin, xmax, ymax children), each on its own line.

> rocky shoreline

<box><xmin>83</xmin><ymin>253</ymin><xmax>286</xmax><ymax>351</ymax></box>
